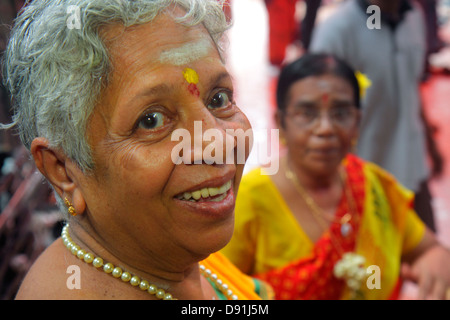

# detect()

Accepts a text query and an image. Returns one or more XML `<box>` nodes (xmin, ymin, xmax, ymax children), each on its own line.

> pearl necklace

<box><xmin>199</xmin><ymin>264</ymin><xmax>238</xmax><ymax>300</ymax></box>
<box><xmin>61</xmin><ymin>224</ymin><xmax>238</xmax><ymax>300</ymax></box>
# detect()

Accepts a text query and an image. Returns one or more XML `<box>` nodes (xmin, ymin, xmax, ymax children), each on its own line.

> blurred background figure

<box><xmin>264</xmin><ymin>0</ymin><xmax>299</xmax><ymax>67</ymax></box>
<box><xmin>310</xmin><ymin>0</ymin><xmax>442</xmax><ymax>232</ymax></box>
<box><xmin>223</xmin><ymin>0</ymin><xmax>233</xmax><ymax>21</ymax></box>
<box><xmin>263</xmin><ymin>0</ymin><xmax>345</xmax><ymax>68</ymax></box>
<box><xmin>417</xmin><ymin>0</ymin><xmax>445</xmax><ymax>78</ymax></box>
<box><xmin>0</xmin><ymin>0</ymin><xmax>62</xmax><ymax>301</ymax></box>
<box><xmin>0</xmin><ymin>0</ymin><xmax>24</xmax><ymax>169</ymax></box>
<box><xmin>301</xmin><ymin>0</ymin><xmax>323</xmax><ymax>50</ymax></box>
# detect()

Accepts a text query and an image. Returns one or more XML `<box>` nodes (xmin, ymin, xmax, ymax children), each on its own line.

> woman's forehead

<box><xmin>97</xmin><ymin>14</ymin><xmax>220</xmax><ymax>103</ymax></box>
<box><xmin>101</xmin><ymin>14</ymin><xmax>216</xmax><ymax>69</ymax></box>
<box><xmin>290</xmin><ymin>75</ymin><xmax>354</xmax><ymax>95</ymax></box>
<box><xmin>159</xmin><ymin>37</ymin><xmax>213</xmax><ymax>66</ymax></box>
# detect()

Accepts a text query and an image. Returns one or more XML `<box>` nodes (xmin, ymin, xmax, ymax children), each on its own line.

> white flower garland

<box><xmin>333</xmin><ymin>253</ymin><xmax>367</xmax><ymax>292</ymax></box>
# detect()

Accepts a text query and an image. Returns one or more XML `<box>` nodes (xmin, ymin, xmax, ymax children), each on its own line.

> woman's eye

<box><xmin>296</xmin><ymin>106</ymin><xmax>316</xmax><ymax>119</ymax></box>
<box><xmin>137</xmin><ymin>112</ymin><xmax>165</xmax><ymax>130</ymax></box>
<box><xmin>332</xmin><ymin>108</ymin><xmax>351</xmax><ymax>119</ymax></box>
<box><xmin>208</xmin><ymin>91</ymin><xmax>230</xmax><ymax>109</ymax></box>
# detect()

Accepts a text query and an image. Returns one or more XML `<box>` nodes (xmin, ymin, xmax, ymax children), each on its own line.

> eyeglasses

<box><xmin>283</xmin><ymin>105</ymin><xmax>358</xmax><ymax>129</ymax></box>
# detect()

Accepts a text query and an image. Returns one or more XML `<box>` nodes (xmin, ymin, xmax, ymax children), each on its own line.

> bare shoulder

<box><xmin>15</xmin><ymin>238</ymin><xmax>151</xmax><ymax>300</ymax></box>
<box><xmin>15</xmin><ymin>238</ymin><xmax>98</xmax><ymax>300</ymax></box>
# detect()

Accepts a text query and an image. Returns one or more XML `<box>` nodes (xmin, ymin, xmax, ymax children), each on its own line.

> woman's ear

<box><xmin>30</xmin><ymin>137</ymin><xmax>86</xmax><ymax>215</ymax></box>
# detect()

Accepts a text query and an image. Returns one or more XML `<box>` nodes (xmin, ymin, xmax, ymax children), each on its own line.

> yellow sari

<box><xmin>221</xmin><ymin>154</ymin><xmax>425</xmax><ymax>299</ymax></box>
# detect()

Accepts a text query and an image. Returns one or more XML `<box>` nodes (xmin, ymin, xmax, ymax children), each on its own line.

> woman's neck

<box><xmin>65</xmin><ymin>220</ymin><xmax>209</xmax><ymax>299</ymax></box>
<box><xmin>285</xmin><ymin>156</ymin><xmax>341</xmax><ymax>192</ymax></box>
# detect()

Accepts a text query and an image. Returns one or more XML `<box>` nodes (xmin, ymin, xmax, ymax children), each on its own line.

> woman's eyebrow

<box><xmin>331</xmin><ymin>99</ymin><xmax>353</xmax><ymax>107</ymax></box>
<box><xmin>293</xmin><ymin>100</ymin><xmax>316</xmax><ymax>108</ymax></box>
<box><xmin>138</xmin><ymin>83</ymin><xmax>174</xmax><ymax>97</ymax></box>
<box><xmin>125</xmin><ymin>70</ymin><xmax>231</xmax><ymax>109</ymax></box>
<box><xmin>125</xmin><ymin>82</ymin><xmax>174</xmax><ymax>108</ymax></box>
<box><xmin>116</xmin><ymin>82</ymin><xmax>174</xmax><ymax>114</ymax></box>
<box><xmin>205</xmin><ymin>71</ymin><xmax>232</xmax><ymax>90</ymax></box>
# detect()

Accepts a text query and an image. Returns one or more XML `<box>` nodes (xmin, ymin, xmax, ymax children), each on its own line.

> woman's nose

<box><xmin>313</xmin><ymin>112</ymin><xmax>335</xmax><ymax>135</ymax></box>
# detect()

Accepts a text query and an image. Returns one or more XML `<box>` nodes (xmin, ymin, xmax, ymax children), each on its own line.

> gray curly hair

<box><xmin>2</xmin><ymin>0</ymin><xmax>230</xmax><ymax>171</ymax></box>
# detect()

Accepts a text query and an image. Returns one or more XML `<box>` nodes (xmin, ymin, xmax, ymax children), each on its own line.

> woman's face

<box><xmin>280</xmin><ymin>74</ymin><xmax>360</xmax><ymax>177</ymax></box>
<box><xmin>71</xmin><ymin>11</ymin><xmax>251</xmax><ymax>266</ymax></box>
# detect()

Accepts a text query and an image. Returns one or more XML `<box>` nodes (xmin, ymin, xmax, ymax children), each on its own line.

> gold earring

<box><xmin>64</xmin><ymin>197</ymin><xmax>77</xmax><ymax>217</ymax></box>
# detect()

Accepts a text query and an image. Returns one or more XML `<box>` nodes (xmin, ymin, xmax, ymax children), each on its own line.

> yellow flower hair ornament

<box><xmin>355</xmin><ymin>71</ymin><xmax>372</xmax><ymax>99</ymax></box>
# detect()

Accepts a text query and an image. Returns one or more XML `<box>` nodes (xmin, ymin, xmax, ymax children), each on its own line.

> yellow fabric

<box><xmin>348</xmin><ymin>161</ymin><xmax>425</xmax><ymax>299</ymax></box>
<box><xmin>221</xmin><ymin>156</ymin><xmax>426</xmax><ymax>299</ymax></box>
<box><xmin>221</xmin><ymin>168</ymin><xmax>314</xmax><ymax>276</ymax></box>
<box><xmin>200</xmin><ymin>251</ymin><xmax>270</xmax><ymax>300</ymax></box>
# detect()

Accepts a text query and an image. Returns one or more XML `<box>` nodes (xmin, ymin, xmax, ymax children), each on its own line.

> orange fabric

<box><xmin>255</xmin><ymin>154</ymin><xmax>366</xmax><ymax>300</ymax></box>
<box><xmin>201</xmin><ymin>252</ymin><xmax>263</xmax><ymax>300</ymax></box>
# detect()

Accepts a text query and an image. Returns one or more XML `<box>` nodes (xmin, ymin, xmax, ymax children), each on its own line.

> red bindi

<box><xmin>188</xmin><ymin>83</ymin><xmax>200</xmax><ymax>98</ymax></box>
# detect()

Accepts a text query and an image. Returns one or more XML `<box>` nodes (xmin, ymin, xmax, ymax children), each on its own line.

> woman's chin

<box><xmin>191</xmin><ymin>220</ymin><xmax>235</xmax><ymax>258</ymax></box>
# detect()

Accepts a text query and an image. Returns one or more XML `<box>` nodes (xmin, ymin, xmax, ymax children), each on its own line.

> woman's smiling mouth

<box><xmin>175</xmin><ymin>180</ymin><xmax>232</xmax><ymax>202</ymax></box>
<box><xmin>174</xmin><ymin>178</ymin><xmax>236</xmax><ymax>218</ymax></box>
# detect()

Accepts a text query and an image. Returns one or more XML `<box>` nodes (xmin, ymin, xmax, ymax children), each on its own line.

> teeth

<box><xmin>192</xmin><ymin>190</ymin><xmax>201</xmax><ymax>200</ymax></box>
<box><xmin>201</xmin><ymin>188</ymin><xmax>209</xmax><ymax>198</ymax></box>
<box><xmin>179</xmin><ymin>180</ymin><xmax>231</xmax><ymax>201</ymax></box>
<box><xmin>208</xmin><ymin>187</ymin><xmax>219</xmax><ymax>197</ymax></box>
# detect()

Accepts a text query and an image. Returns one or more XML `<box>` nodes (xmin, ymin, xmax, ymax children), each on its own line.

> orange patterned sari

<box><xmin>201</xmin><ymin>252</ymin><xmax>273</xmax><ymax>300</ymax></box>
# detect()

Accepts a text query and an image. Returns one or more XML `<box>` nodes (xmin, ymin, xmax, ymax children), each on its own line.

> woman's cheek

<box><xmin>105</xmin><ymin>141</ymin><xmax>175</xmax><ymax>195</ymax></box>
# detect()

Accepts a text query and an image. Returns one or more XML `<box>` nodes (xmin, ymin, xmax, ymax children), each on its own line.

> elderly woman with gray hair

<box><xmin>2</xmin><ymin>0</ymin><xmax>269</xmax><ymax>300</ymax></box>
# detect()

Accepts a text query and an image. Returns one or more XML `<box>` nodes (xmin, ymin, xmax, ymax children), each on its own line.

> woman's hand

<box><xmin>401</xmin><ymin>244</ymin><xmax>450</xmax><ymax>299</ymax></box>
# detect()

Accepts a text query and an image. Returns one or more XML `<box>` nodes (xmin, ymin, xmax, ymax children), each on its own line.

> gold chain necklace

<box><xmin>284</xmin><ymin>159</ymin><xmax>356</xmax><ymax>240</ymax></box>
<box><xmin>61</xmin><ymin>224</ymin><xmax>238</xmax><ymax>300</ymax></box>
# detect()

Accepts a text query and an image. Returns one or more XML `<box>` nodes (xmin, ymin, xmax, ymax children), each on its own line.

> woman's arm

<box><xmin>401</xmin><ymin>228</ymin><xmax>450</xmax><ymax>299</ymax></box>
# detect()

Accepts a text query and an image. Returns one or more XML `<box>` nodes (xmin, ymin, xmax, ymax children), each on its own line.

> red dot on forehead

<box><xmin>322</xmin><ymin>93</ymin><xmax>330</xmax><ymax>104</ymax></box>
<box><xmin>188</xmin><ymin>83</ymin><xmax>200</xmax><ymax>98</ymax></box>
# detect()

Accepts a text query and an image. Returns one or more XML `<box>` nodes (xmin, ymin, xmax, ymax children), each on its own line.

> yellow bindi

<box><xmin>183</xmin><ymin>68</ymin><xmax>199</xmax><ymax>84</ymax></box>
<box><xmin>182</xmin><ymin>68</ymin><xmax>200</xmax><ymax>97</ymax></box>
